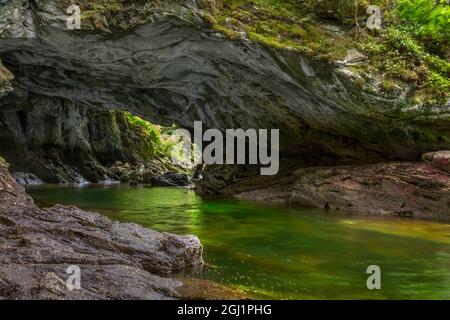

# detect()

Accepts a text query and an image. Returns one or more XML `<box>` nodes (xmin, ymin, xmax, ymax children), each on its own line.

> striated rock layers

<box><xmin>0</xmin><ymin>1</ymin><xmax>449</xmax><ymax>216</ymax></box>
<box><xmin>0</xmin><ymin>94</ymin><xmax>179</xmax><ymax>183</ymax></box>
<box><xmin>0</xmin><ymin>157</ymin><xmax>204</xmax><ymax>299</ymax></box>
<box><xmin>0</xmin><ymin>0</ymin><xmax>449</xmax><ymax>165</ymax></box>
<box><xmin>197</xmin><ymin>156</ymin><xmax>450</xmax><ymax>219</ymax></box>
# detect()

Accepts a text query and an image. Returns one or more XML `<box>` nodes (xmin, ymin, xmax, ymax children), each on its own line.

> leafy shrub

<box><xmin>396</xmin><ymin>0</ymin><xmax>450</xmax><ymax>55</ymax></box>
<box><xmin>123</xmin><ymin>112</ymin><xmax>175</xmax><ymax>158</ymax></box>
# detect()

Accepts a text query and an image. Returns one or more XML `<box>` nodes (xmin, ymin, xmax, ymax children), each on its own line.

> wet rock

<box><xmin>422</xmin><ymin>150</ymin><xmax>450</xmax><ymax>173</ymax></box>
<box><xmin>98</xmin><ymin>179</ymin><xmax>119</xmax><ymax>185</ymax></box>
<box><xmin>110</xmin><ymin>162</ymin><xmax>133</xmax><ymax>182</ymax></box>
<box><xmin>11</xmin><ymin>172</ymin><xmax>43</xmax><ymax>185</ymax></box>
<box><xmin>335</xmin><ymin>49</ymin><xmax>368</xmax><ymax>67</ymax></box>
<box><xmin>151</xmin><ymin>172</ymin><xmax>192</xmax><ymax>187</ymax></box>
<box><xmin>198</xmin><ymin>161</ymin><xmax>450</xmax><ymax>219</ymax></box>
<box><xmin>196</xmin><ymin>160</ymin><xmax>305</xmax><ymax>200</ymax></box>
<box><xmin>0</xmin><ymin>159</ymin><xmax>204</xmax><ymax>299</ymax></box>
<box><xmin>290</xmin><ymin>162</ymin><xmax>450</xmax><ymax>218</ymax></box>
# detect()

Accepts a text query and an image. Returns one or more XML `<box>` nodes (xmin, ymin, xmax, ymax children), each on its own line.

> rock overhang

<box><xmin>1</xmin><ymin>0</ymin><xmax>450</xmax><ymax>164</ymax></box>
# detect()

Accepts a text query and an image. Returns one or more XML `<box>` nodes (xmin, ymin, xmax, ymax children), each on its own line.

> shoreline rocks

<box><xmin>197</xmin><ymin>153</ymin><xmax>450</xmax><ymax>219</ymax></box>
<box><xmin>422</xmin><ymin>150</ymin><xmax>450</xmax><ymax>173</ymax></box>
<box><xmin>12</xmin><ymin>172</ymin><xmax>43</xmax><ymax>186</ymax></box>
<box><xmin>0</xmin><ymin>158</ymin><xmax>205</xmax><ymax>299</ymax></box>
<box><xmin>110</xmin><ymin>159</ymin><xmax>191</xmax><ymax>186</ymax></box>
<box><xmin>151</xmin><ymin>172</ymin><xmax>192</xmax><ymax>187</ymax></box>
<box><xmin>290</xmin><ymin>162</ymin><xmax>450</xmax><ymax>219</ymax></box>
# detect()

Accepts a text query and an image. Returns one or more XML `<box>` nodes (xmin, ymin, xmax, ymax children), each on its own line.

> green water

<box><xmin>27</xmin><ymin>184</ymin><xmax>450</xmax><ymax>299</ymax></box>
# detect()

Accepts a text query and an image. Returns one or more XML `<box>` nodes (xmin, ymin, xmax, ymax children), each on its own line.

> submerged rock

<box><xmin>0</xmin><ymin>159</ymin><xmax>204</xmax><ymax>299</ymax></box>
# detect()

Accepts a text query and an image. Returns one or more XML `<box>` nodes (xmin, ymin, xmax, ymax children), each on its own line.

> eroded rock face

<box><xmin>0</xmin><ymin>59</ymin><xmax>13</xmax><ymax>97</ymax></box>
<box><xmin>1</xmin><ymin>0</ymin><xmax>449</xmax><ymax>165</ymax></box>
<box><xmin>11</xmin><ymin>172</ymin><xmax>43</xmax><ymax>185</ymax></box>
<box><xmin>0</xmin><ymin>159</ymin><xmax>204</xmax><ymax>299</ymax></box>
<box><xmin>0</xmin><ymin>94</ymin><xmax>180</xmax><ymax>183</ymax></box>
<box><xmin>197</xmin><ymin>158</ymin><xmax>450</xmax><ymax>219</ymax></box>
<box><xmin>422</xmin><ymin>150</ymin><xmax>450</xmax><ymax>173</ymax></box>
<box><xmin>290</xmin><ymin>162</ymin><xmax>450</xmax><ymax>218</ymax></box>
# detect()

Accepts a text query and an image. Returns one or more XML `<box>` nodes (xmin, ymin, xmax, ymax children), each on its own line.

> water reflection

<box><xmin>28</xmin><ymin>184</ymin><xmax>450</xmax><ymax>299</ymax></box>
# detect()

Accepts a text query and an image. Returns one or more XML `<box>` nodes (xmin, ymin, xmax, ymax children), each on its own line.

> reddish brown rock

<box><xmin>291</xmin><ymin>162</ymin><xmax>450</xmax><ymax>218</ymax></box>
<box><xmin>199</xmin><ymin>161</ymin><xmax>450</xmax><ymax>219</ymax></box>
<box><xmin>422</xmin><ymin>150</ymin><xmax>450</xmax><ymax>173</ymax></box>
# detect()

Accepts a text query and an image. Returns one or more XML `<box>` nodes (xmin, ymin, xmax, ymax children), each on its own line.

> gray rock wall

<box><xmin>1</xmin><ymin>0</ymin><xmax>449</xmax><ymax>166</ymax></box>
<box><xmin>0</xmin><ymin>94</ymin><xmax>157</xmax><ymax>183</ymax></box>
<box><xmin>0</xmin><ymin>157</ymin><xmax>204</xmax><ymax>299</ymax></box>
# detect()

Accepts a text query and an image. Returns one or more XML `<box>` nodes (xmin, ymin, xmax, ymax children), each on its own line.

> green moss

<box><xmin>0</xmin><ymin>156</ymin><xmax>6</xmax><ymax>167</ymax></box>
<box><xmin>213</xmin><ymin>24</ymin><xmax>243</xmax><ymax>40</ymax></box>
<box><xmin>61</xmin><ymin>0</ymin><xmax>122</xmax><ymax>20</ymax></box>
<box><xmin>213</xmin><ymin>0</ymin><xmax>353</xmax><ymax>62</ymax></box>
<box><xmin>210</xmin><ymin>1</ymin><xmax>449</xmax><ymax>105</ymax></box>
<box><xmin>122</xmin><ymin>112</ymin><xmax>175</xmax><ymax>159</ymax></box>
<box><xmin>358</xmin><ymin>25</ymin><xmax>450</xmax><ymax>103</ymax></box>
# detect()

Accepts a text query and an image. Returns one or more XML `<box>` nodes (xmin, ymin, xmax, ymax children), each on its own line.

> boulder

<box><xmin>0</xmin><ymin>159</ymin><xmax>204</xmax><ymax>299</ymax></box>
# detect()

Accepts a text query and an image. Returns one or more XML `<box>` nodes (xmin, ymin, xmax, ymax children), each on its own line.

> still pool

<box><xmin>27</xmin><ymin>184</ymin><xmax>450</xmax><ymax>299</ymax></box>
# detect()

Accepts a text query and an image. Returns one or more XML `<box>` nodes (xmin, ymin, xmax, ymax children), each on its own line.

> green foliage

<box><xmin>213</xmin><ymin>0</ymin><xmax>449</xmax><ymax>104</ymax></box>
<box><xmin>354</xmin><ymin>0</ymin><xmax>450</xmax><ymax>103</ymax></box>
<box><xmin>122</xmin><ymin>112</ymin><xmax>175</xmax><ymax>158</ymax></box>
<box><xmin>396</xmin><ymin>0</ymin><xmax>450</xmax><ymax>55</ymax></box>
<box><xmin>359</xmin><ymin>9</ymin><xmax>450</xmax><ymax>103</ymax></box>
<box><xmin>299</xmin><ymin>0</ymin><xmax>391</xmax><ymax>24</ymax></box>
<box><xmin>427</xmin><ymin>71</ymin><xmax>450</xmax><ymax>92</ymax></box>
<box><xmin>215</xmin><ymin>0</ymin><xmax>353</xmax><ymax>62</ymax></box>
